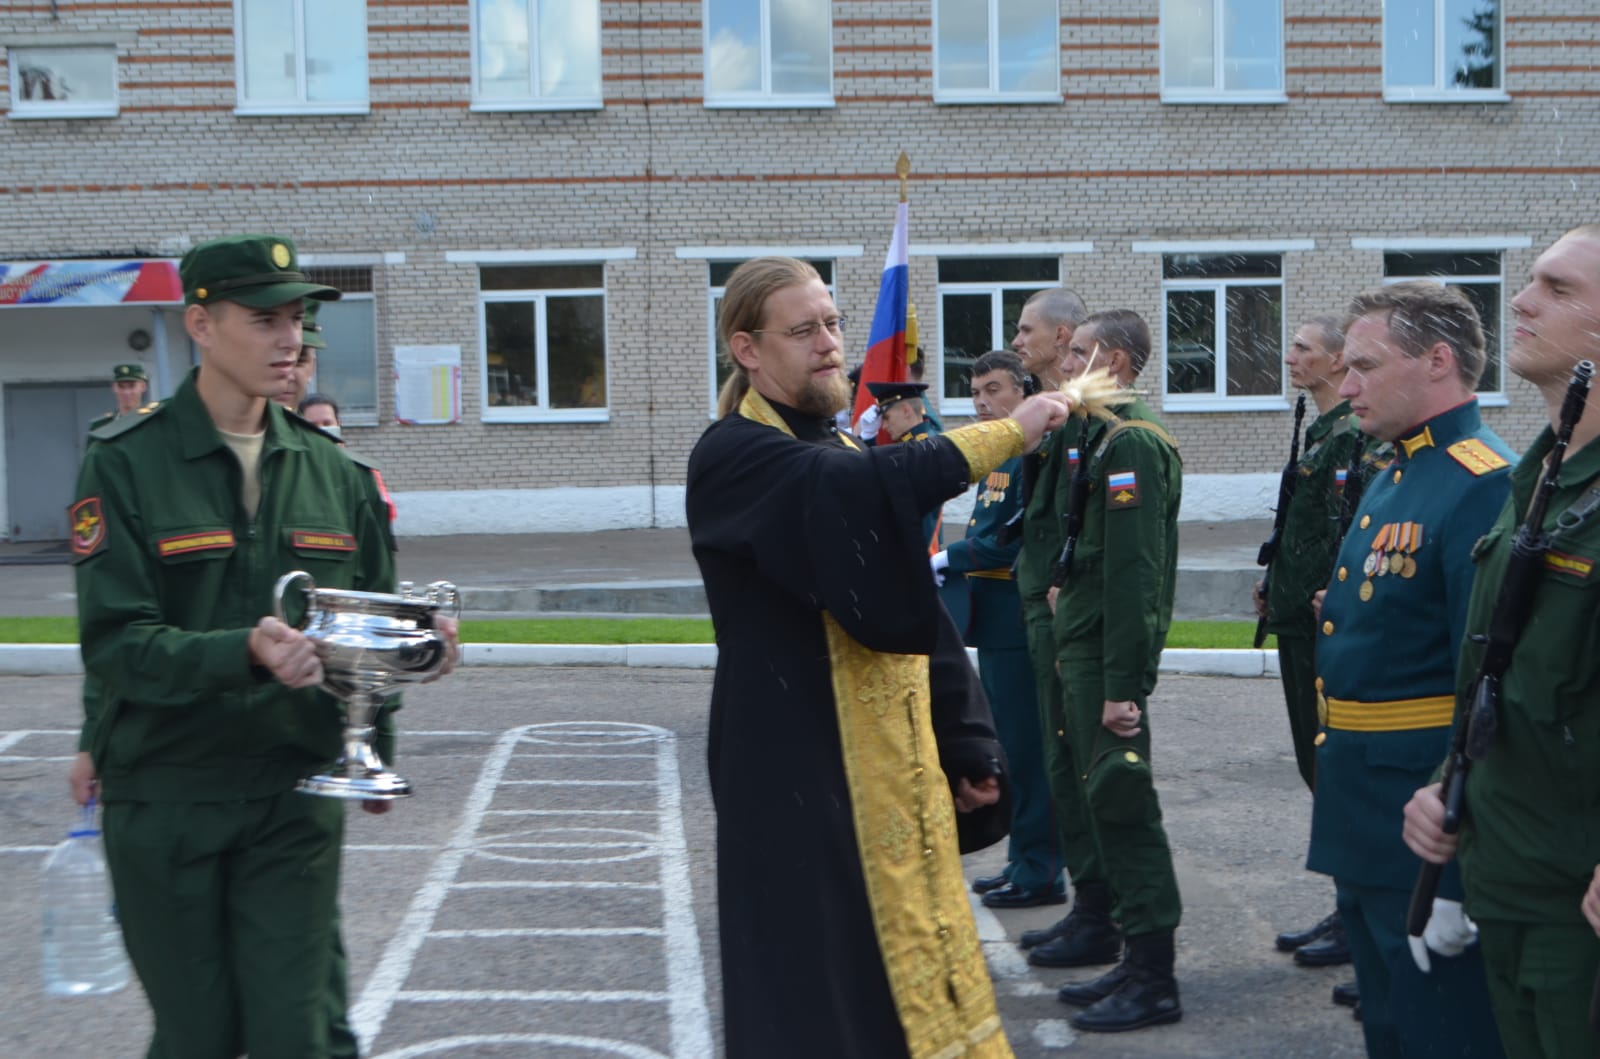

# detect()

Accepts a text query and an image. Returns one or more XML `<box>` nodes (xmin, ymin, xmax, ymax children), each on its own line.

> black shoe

<box><xmin>1294</xmin><ymin>922</ymin><xmax>1352</xmax><ymax>967</ymax></box>
<box><xmin>1275</xmin><ymin>910</ymin><xmax>1340</xmax><ymax>953</ymax></box>
<box><xmin>1020</xmin><ymin>915</ymin><xmax>1071</xmax><ymax>950</ymax></box>
<box><xmin>1068</xmin><ymin>970</ymin><xmax>1182</xmax><ymax>1032</ymax></box>
<box><xmin>1331</xmin><ymin>979</ymin><xmax>1359</xmax><ymax>1008</ymax></box>
<box><xmin>1028</xmin><ymin>910</ymin><xmax>1123</xmax><ymax>968</ymax></box>
<box><xmin>1057</xmin><ymin>961</ymin><xmax>1132</xmax><ymax>1007</ymax></box>
<box><xmin>981</xmin><ymin>882</ymin><xmax>1067</xmax><ymax>909</ymax></box>
<box><xmin>971</xmin><ymin>872</ymin><xmax>1011</xmax><ymax>894</ymax></box>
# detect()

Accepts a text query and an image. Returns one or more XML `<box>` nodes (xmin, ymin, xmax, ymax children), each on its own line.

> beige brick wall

<box><xmin>2</xmin><ymin>1</ymin><xmax>1596</xmax><ymax>496</ymax></box>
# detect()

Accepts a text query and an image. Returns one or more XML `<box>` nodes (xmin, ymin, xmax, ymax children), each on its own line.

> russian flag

<box><xmin>852</xmin><ymin>200</ymin><xmax>910</xmax><ymax>426</ymax></box>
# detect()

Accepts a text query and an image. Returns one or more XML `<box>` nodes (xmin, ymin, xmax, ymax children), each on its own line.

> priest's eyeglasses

<box><xmin>750</xmin><ymin>315</ymin><xmax>847</xmax><ymax>342</ymax></box>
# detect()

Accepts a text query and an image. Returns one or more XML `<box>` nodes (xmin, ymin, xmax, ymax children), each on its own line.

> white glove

<box><xmin>856</xmin><ymin>404</ymin><xmax>881</xmax><ymax>440</ymax></box>
<box><xmin>930</xmin><ymin>550</ymin><xmax>949</xmax><ymax>588</ymax></box>
<box><xmin>1409</xmin><ymin>898</ymin><xmax>1479</xmax><ymax>973</ymax></box>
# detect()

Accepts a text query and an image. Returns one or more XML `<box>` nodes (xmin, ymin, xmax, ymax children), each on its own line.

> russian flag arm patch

<box><xmin>1106</xmin><ymin>469</ymin><xmax>1140</xmax><ymax>509</ymax></box>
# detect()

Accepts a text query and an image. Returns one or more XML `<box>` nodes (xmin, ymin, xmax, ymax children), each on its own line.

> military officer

<box><xmin>1403</xmin><ymin>225</ymin><xmax>1600</xmax><ymax>1058</ymax></box>
<box><xmin>89</xmin><ymin>362</ymin><xmax>150</xmax><ymax>430</ymax></box>
<box><xmin>1310</xmin><ymin>281</ymin><xmax>1508</xmax><ymax>1058</ymax></box>
<box><xmin>866</xmin><ymin>380</ymin><xmax>944</xmax><ymax>550</ymax></box>
<box><xmin>1005</xmin><ymin>289</ymin><xmax>1120</xmax><ymax>971</ymax></box>
<box><xmin>935</xmin><ymin>350</ymin><xmax>1064</xmax><ymax>909</ymax></box>
<box><xmin>1047</xmin><ymin>309</ymin><xmax>1185</xmax><ymax>1033</ymax></box>
<box><xmin>66</xmin><ymin>233</ymin><xmax>457</xmax><ymax>1058</ymax></box>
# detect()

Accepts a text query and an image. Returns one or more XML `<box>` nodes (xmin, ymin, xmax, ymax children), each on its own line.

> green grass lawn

<box><xmin>0</xmin><ymin>616</ymin><xmax>1262</xmax><ymax>649</ymax></box>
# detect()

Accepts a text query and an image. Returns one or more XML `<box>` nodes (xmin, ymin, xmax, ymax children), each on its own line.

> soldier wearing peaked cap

<box><xmin>66</xmin><ymin>233</ymin><xmax>459</xmax><ymax>1058</ymax></box>
<box><xmin>865</xmin><ymin>379</ymin><xmax>945</xmax><ymax>550</ymax></box>
<box><xmin>1310</xmin><ymin>281</ymin><xmax>1508</xmax><ymax>1058</ymax></box>
<box><xmin>89</xmin><ymin>363</ymin><xmax>151</xmax><ymax>431</ymax></box>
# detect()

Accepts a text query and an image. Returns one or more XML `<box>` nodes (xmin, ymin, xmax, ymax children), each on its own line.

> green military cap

<box><xmin>179</xmin><ymin>234</ymin><xmax>340</xmax><ymax>309</ymax></box>
<box><xmin>112</xmin><ymin>363</ymin><xmax>147</xmax><ymax>382</ymax></box>
<box><xmin>301</xmin><ymin>299</ymin><xmax>328</xmax><ymax>350</ymax></box>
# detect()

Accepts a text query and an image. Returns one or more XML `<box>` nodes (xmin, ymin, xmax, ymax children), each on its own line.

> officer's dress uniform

<box><xmin>880</xmin><ymin>416</ymin><xmax>945</xmax><ymax>550</ymax></box>
<box><xmin>945</xmin><ymin>456</ymin><xmax>1062</xmax><ymax>896</ymax></box>
<box><xmin>1456</xmin><ymin>426</ymin><xmax>1600</xmax><ymax>1058</ymax></box>
<box><xmin>1051</xmin><ymin>400</ymin><xmax>1183</xmax><ymax>943</ymax></box>
<box><xmin>1310</xmin><ymin>400</ymin><xmax>1510</xmax><ymax>1059</ymax></box>
<box><xmin>72</xmin><ymin>368</ymin><xmax>396</xmax><ymax>1058</ymax></box>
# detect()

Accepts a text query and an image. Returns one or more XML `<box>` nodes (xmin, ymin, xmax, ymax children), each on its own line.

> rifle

<box><xmin>1049</xmin><ymin>418</ymin><xmax>1093</xmax><ymax>589</ymax></box>
<box><xmin>1253</xmin><ymin>393</ymin><xmax>1307</xmax><ymax>647</ymax></box>
<box><xmin>1405</xmin><ymin>359</ymin><xmax>1595</xmax><ymax>956</ymax></box>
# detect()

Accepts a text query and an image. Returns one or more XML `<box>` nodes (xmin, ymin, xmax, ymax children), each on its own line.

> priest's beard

<box><xmin>793</xmin><ymin>372</ymin><xmax>852</xmax><ymax>420</ymax></box>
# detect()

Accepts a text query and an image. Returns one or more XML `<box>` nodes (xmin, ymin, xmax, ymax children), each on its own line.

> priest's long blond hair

<box><xmin>715</xmin><ymin>257</ymin><xmax>824</xmax><ymax>418</ymax></box>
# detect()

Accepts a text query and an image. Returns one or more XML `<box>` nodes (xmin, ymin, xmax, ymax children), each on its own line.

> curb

<box><xmin>0</xmin><ymin>643</ymin><xmax>1278</xmax><ymax>678</ymax></box>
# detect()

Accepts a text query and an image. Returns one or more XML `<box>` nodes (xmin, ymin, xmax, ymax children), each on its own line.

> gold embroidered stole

<box><xmin>737</xmin><ymin>389</ymin><xmax>1017</xmax><ymax>1058</ymax></box>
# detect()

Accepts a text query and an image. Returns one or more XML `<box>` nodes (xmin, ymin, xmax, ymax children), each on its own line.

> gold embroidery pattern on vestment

<box><xmin>945</xmin><ymin>420</ymin><xmax>1025</xmax><ymax>484</ymax></box>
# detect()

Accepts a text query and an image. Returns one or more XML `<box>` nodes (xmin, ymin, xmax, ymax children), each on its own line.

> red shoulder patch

<box><xmin>69</xmin><ymin>498</ymin><xmax>107</xmax><ymax>560</ymax></box>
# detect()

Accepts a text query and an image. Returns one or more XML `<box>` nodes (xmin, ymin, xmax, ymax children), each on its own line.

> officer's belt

<box><xmin>1324</xmin><ymin>695</ymin><xmax>1454</xmax><ymax>731</ymax></box>
<box><xmin>966</xmin><ymin>570</ymin><xmax>1013</xmax><ymax>581</ymax></box>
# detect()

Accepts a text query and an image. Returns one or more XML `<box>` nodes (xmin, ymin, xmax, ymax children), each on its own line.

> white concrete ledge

<box><xmin>0</xmin><ymin>644</ymin><xmax>81</xmax><ymax>675</ymax></box>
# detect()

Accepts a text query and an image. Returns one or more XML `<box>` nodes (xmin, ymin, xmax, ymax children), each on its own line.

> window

<box><xmin>471</xmin><ymin>0</ymin><xmax>602</xmax><ymax>110</ymax></box>
<box><xmin>704</xmin><ymin>0</ymin><xmax>831</xmax><ymax>106</ymax></box>
<box><xmin>705</xmin><ymin>259</ymin><xmax>836</xmax><ymax>415</ymax></box>
<box><xmin>936</xmin><ymin>257</ymin><xmax>1059</xmax><ymax>413</ymax></box>
<box><xmin>934</xmin><ymin>0</ymin><xmax>1059</xmax><ymax>103</ymax></box>
<box><xmin>235</xmin><ymin>0</ymin><xmax>368</xmax><ymax>114</ymax></box>
<box><xmin>478</xmin><ymin>264</ymin><xmax>608</xmax><ymax>421</ymax></box>
<box><xmin>1384</xmin><ymin>0</ymin><xmax>1503</xmax><ymax>101</ymax></box>
<box><xmin>1162</xmin><ymin>253</ymin><xmax>1284</xmax><ymax>408</ymax></box>
<box><xmin>303</xmin><ymin>267</ymin><xmax>377</xmax><ymax>426</ymax></box>
<box><xmin>1383</xmin><ymin>251</ymin><xmax>1503</xmax><ymax>393</ymax></box>
<box><xmin>8</xmin><ymin>45</ymin><xmax>118</xmax><ymax>119</ymax></box>
<box><xmin>1160</xmin><ymin>0</ymin><xmax>1284</xmax><ymax>102</ymax></box>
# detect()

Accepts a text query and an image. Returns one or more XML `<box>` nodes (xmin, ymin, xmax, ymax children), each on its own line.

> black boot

<box><xmin>1069</xmin><ymin>932</ymin><xmax>1182</xmax><ymax>1033</ymax></box>
<box><xmin>1019</xmin><ymin>881</ymin><xmax>1113</xmax><ymax>949</ymax></box>
<box><xmin>1294</xmin><ymin>918</ymin><xmax>1351</xmax><ymax>967</ymax></box>
<box><xmin>1056</xmin><ymin>961</ymin><xmax>1132</xmax><ymax>1007</ymax></box>
<box><xmin>1274</xmin><ymin>909</ymin><xmax>1339</xmax><ymax>952</ymax></box>
<box><xmin>1027</xmin><ymin>883</ymin><xmax>1122</xmax><ymax>966</ymax></box>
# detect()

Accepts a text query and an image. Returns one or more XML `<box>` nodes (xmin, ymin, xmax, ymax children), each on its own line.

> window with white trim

<box><xmin>235</xmin><ymin>0</ymin><xmax>368</xmax><ymax>114</ymax></box>
<box><xmin>934</xmin><ymin>0</ymin><xmax>1059</xmax><ymax>103</ymax></box>
<box><xmin>1160</xmin><ymin>0</ymin><xmax>1284</xmax><ymax>102</ymax></box>
<box><xmin>472</xmin><ymin>0</ymin><xmax>602</xmax><ymax>109</ymax></box>
<box><xmin>706</xmin><ymin>259</ymin><xmax>835</xmax><ymax>415</ymax></box>
<box><xmin>478</xmin><ymin>264</ymin><xmax>608</xmax><ymax>421</ymax></box>
<box><xmin>303</xmin><ymin>267</ymin><xmax>377</xmax><ymax>426</ymax></box>
<box><xmin>1383</xmin><ymin>251</ymin><xmax>1503</xmax><ymax>393</ymax></box>
<box><xmin>1384</xmin><ymin>0</ymin><xmax>1502</xmax><ymax>100</ymax></box>
<box><xmin>1162</xmin><ymin>253</ymin><xmax>1284</xmax><ymax>404</ymax></box>
<box><xmin>7</xmin><ymin>45</ymin><xmax>118</xmax><ymax>119</ymax></box>
<box><xmin>704</xmin><ymin>0</ymin><xmax>832</xmax><ymax>106</ymax></box>
<box><xmin>937</xmin><ymin>257</ymin><xmax>1059</xmax><ymax>413</ymax></box>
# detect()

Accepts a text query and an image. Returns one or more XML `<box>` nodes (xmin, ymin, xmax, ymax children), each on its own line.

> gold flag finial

<box><xmin>896</xmin><ymin>151</ymin><xmax>911</xmax><ymax>202</ymax></box>
<box><xmin>906</xmin><ymin>301</ymin><xmax>920</xmax><ymax>362</ymax></box>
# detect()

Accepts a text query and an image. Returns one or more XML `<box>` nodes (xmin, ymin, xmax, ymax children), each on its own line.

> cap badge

<box><xmin>271</xmin><ymin>243</ymin><xmax>291</xmax><ymax>269</ymax></box>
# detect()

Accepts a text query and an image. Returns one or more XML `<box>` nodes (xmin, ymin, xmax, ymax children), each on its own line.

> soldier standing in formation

<box><xmin>89</xmin><ymin>362</ymin><xmax>151</xmax><ymax>431</ymax></box>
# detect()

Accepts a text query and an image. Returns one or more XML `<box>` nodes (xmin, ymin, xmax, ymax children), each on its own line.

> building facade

<box><xmin>2</xmin><ymin>0</ymin><xmax>1595</xmax><ymax>539</ymax></box>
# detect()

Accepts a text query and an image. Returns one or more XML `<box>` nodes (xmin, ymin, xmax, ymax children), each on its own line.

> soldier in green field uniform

<box><xmin>1047</xmin><ymin>309</ymin><xmax>1185</xmax><ymax>1033</ymax></box>
<box><xmin>1405</xmin><ymin>226</ymin><xmax>1600</xmax><ymax>1059</ymax></box>
<box><xmin>89</xmin><ymin>362</ymin><xmax>151</xmax><ymax>431</ymax></box>
<box><xmin>1311</xmin><ymin>282</ymin><xmax>1508</xmax><ymax>1059</ymax></box>
<box><xmin>66</xmin><ymin>233</ymin><xmax>458</xmax><ymax>1059</ymax></box>
<box><xmin>935</xmin><ymin>350</ymin><xmax>1064</xmax><ymax>909</ymax></box>
<box><xmin>1003</xmin><ymin>288</ymin><xmax>1120</xmax><ymax>970</ymax></box>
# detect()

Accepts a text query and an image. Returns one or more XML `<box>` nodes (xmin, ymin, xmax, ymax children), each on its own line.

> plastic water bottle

<box><xmin>40</xmin><ymin>800</ymin><xmax>129</xmax><ymax>996</ymax></box>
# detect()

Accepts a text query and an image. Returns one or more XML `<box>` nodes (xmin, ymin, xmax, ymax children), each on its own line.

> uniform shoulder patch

<box><xmin>1446</xmin><ymin>438</ymin><xmax>1510</xmax><ymax>476</ymax></box>
<box><xmin>1106</xmin><ymin>469</ymin><xmax>1140</xmax><ymax>509</ymax></box>
<box><xmin>88</xmin><ymin>402</ymin><xmax>164</xmax><ymax>442</ymax></box>
<box><xmin>69</xmin><ymin>497</ymin><xmax>108</xmax><ymax>561</ymax></box>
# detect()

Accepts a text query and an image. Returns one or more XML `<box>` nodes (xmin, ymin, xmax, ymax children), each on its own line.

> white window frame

<box><xmin>6</xmin><ymin>42</ymin><xmax>120</xmax><ymax>119</ymax></box>
<box><xmin>299</xmin><ymin>253</ymin><xmax>401</xmax><ymax>427</ymax></box>
<box><xmin>452</xmin><ymin>248</ymin><xmax>632</xmax><ymax>424</ymax></box>
<box><xmin>468</xmin><ymin>0</ymin><xmax>603</xmax><ymax>112</ymax></box>
<box><xmin>702</xmin><ymin>0</ymin><xmax>834</xmax><ymax>109</ymax></box>
<box><xmin>1382</xmin><ymin>0</ymin><xmax>1508</xmax><ymax>104</ymax></box>
<box><xmin>1158</xmin><ymin>0</ymin><xmax>1286</xmax><ymax>105</ymax></box>
<box><xmin>1354</xmin><ymin>236</ymin><xmax>1532</xmax><ymax>407</ymax></box>
<box><xmin>1137</xmin><ymin>240</ymin><xmax>1311</xmax><ymax>413</ymax></box>
<box><xmin>677</xmin><ymin>245</ymin><xmax>863</xmax><ymax>417</ymax></box>
<box><xmin>233</xmin><ymin>0</ymin><xmax>370</xmax><ymax>116</ymax></box>
<box><xmin>933</xmin><ymin>0</ymin><xmax>1061</xmax><ymax>105</ymax></box>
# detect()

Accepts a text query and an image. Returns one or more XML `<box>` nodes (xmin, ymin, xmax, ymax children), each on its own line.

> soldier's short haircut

<box><xmin>1024</xmin><ymin>287</ymin><xmax>1089</xmax><ymax>330</ymax></box>
<box><xmin>970</xmin><ymin>349</ymin><xmax>1028</xmax><ymax>392</ymax></box>
<box><xmin>1083</xmin><ymin>309</ymin><xmax>1153</xmax><ymax>377</ymax></box>
<box><xmin>1307</xmin><ymin>314</ymin><xmax>1345</xmax><ymax>353</ymax></box>
<box><xmin>1345</xmin><ymin>281</ymin><xmax>1485</xmax><ymax>390</ymax></box>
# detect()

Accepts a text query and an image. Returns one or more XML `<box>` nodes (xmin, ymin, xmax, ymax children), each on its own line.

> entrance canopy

<box><xmin>0</xmin><ymin>260</ymin><xmax>181</xmax><ymax>307</ymax></box>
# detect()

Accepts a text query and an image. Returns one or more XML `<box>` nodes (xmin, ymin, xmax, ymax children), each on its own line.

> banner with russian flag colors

<box><xmin>851</xmin><ymin>200</ymin><xmax>910</xmax><ymax>425</ymax></box>
<box><xmin>0</xmin><ymin>260</ymin><xmax>182</xmax><ymax>307</ymax></box>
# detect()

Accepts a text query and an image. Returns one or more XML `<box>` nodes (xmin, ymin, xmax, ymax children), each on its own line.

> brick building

<box><xmin>2</xmin><ymin>0</ymin><xmax>1595</xmax><ymax>540</ymax></box>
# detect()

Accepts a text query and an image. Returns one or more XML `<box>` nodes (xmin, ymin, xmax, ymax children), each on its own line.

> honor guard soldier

<box><xmin>1047</xmin><ymin>309</ymin><xmax>1185</xmax><ymax>1033</ymax></box>
<box><xmin>1006</xmin><ymin>289</ymin><xmax>1121</xmax><ymax>971</ymax></box>
<box><xmin>89</xmin><ymin>362</ymin><xmax>151</xmax><ymax>431</ymax></box>
<box><xmin>66</xmin><ymin>233</ymin><xmax>457</xmax><ymax>1059</ymax></box>
<box><xmin>1311</xmin><ymin>282</ymin><xmax>1509</xmax><ymax>1058</ymax></box>
<box><xmin>1404</xmin><ymin>226</ymin><xmax>1600</xmax><ymax>1058</ymax></box>
<box><xmin>935</xmin><ymin>351</ymin><xmax>1065</xmax><ymax>910</ymax></box>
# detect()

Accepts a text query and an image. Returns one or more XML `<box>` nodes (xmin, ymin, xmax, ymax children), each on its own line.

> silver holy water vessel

<box><xmin>273</xmin><ymin>570</ymin><xmax>460</xmax><ymax>800</ymax></box>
